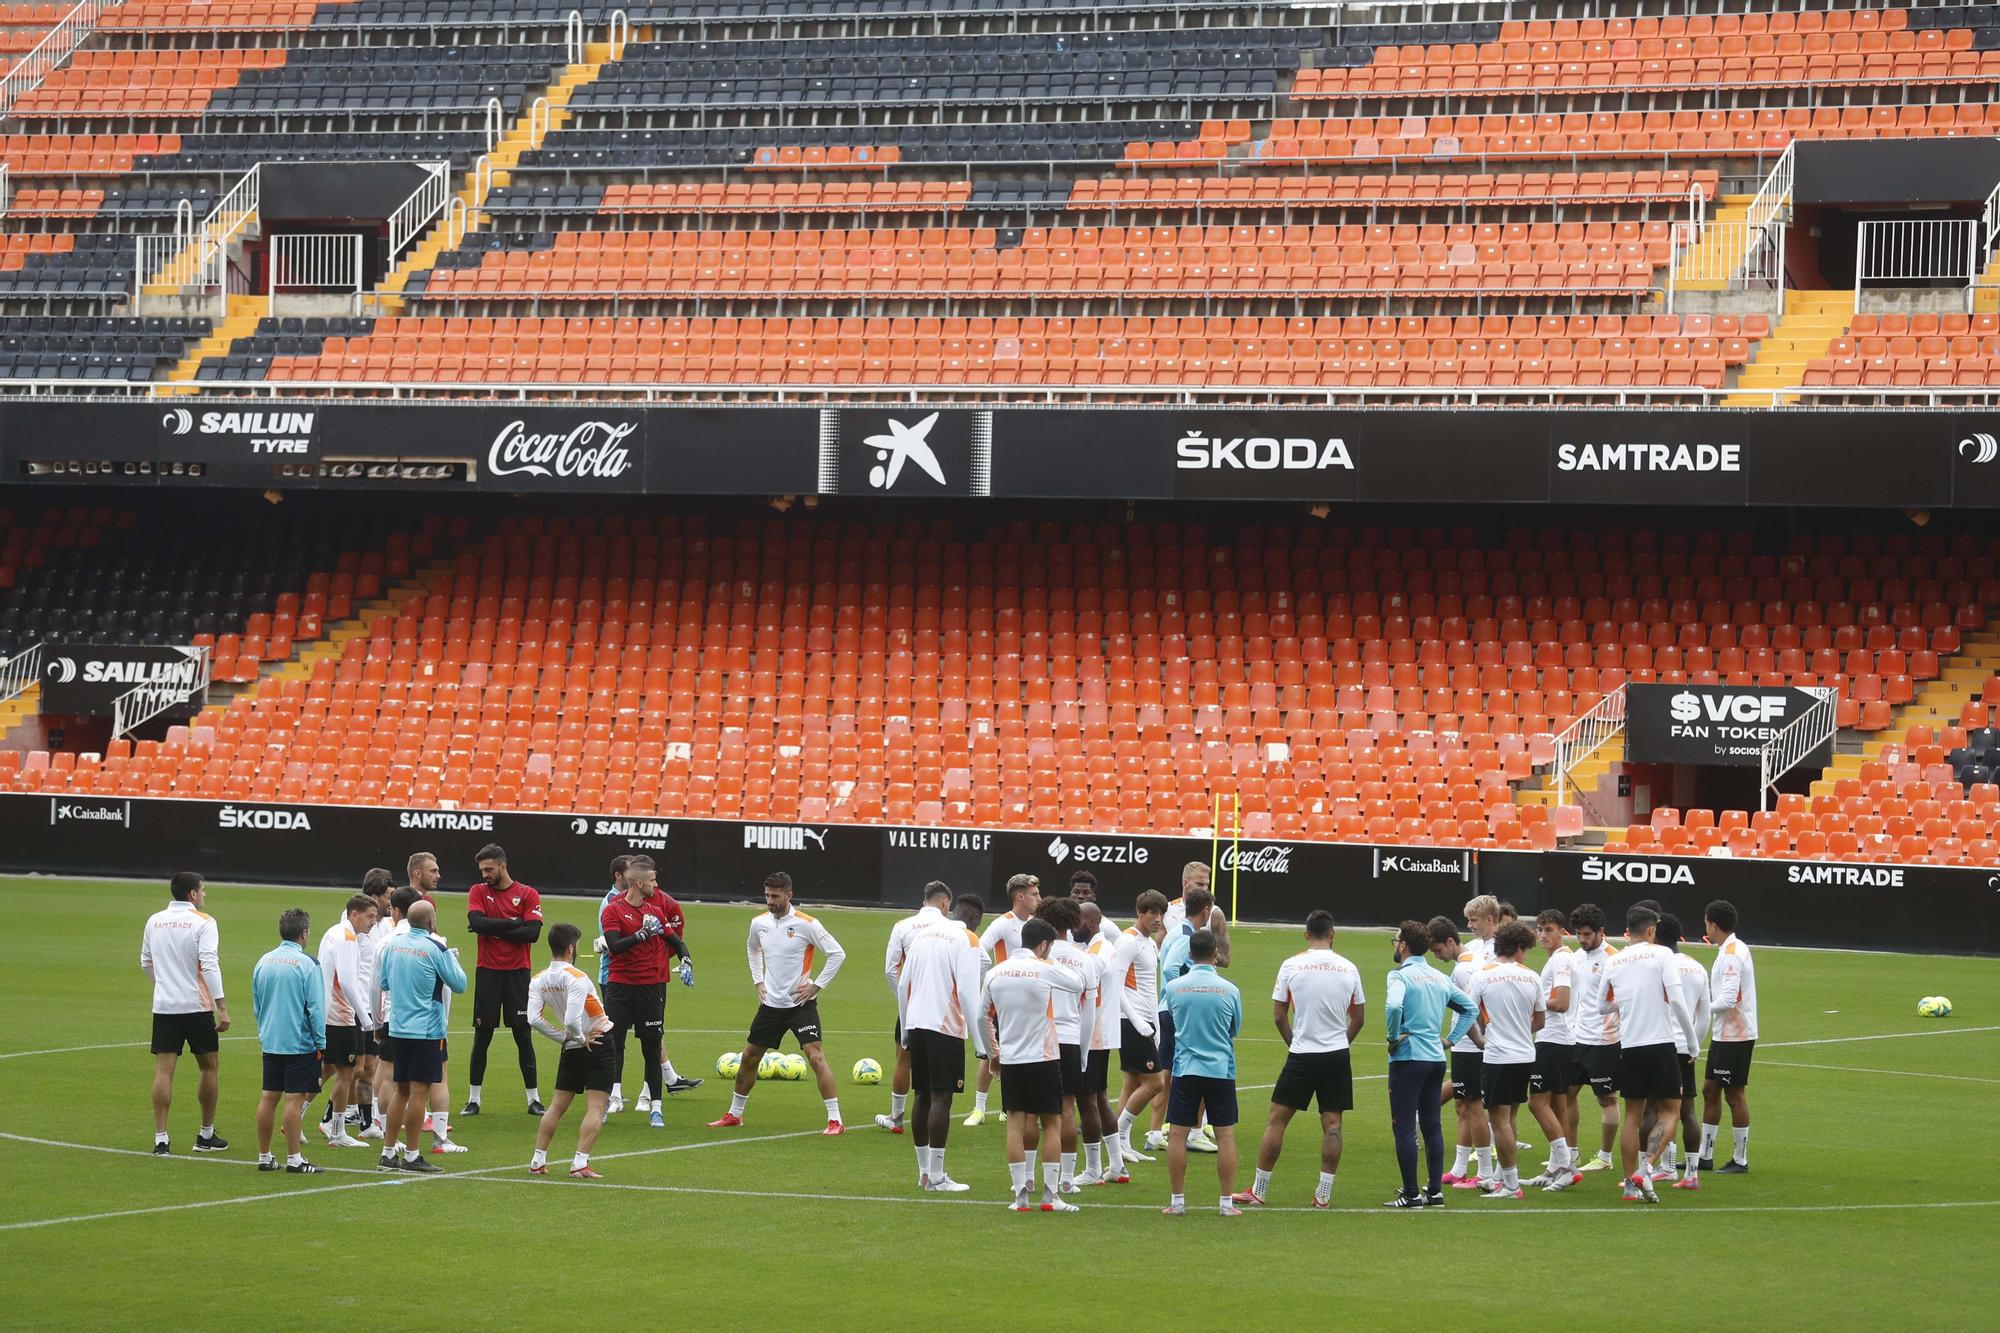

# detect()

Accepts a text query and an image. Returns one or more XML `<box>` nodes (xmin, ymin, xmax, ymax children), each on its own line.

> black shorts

<box><xmin>906</xmin><ymin>1028</ymin><xmax>965</xmax><ymax>1094</ymax></box>
<box><xmin>360</xmin><ymin>1028</ymin><xmax>382</xmax><ymax>1058</ymax></box>
<box><xmin>1000</xmin><ymin>1060</ymin><xmax>1064</xmax><ymax>1116</ymax></box>
<box><xmin>1678</xmin><ymin>1053</ymin><xmax>1698</xmax><ymax>1101</ymax></box>
<box><xmin>1156</xmin><ymin>1010</ymin><xmax>1176</xmax><ymax>1075</ymax></box>
<box><xmin>555</xmin><ymin>1041</ymin><xmax>618</xmax><ymax>1095</ymax></box>
<box><xmin>1575</xmin><ymin>1043</ymin><xmax>1621</xmax><ymax>1097</ymax></box>
<box><xmin>1083</xmin><ymin>1048</ymin><xmax>1111</xmax><ymax>1095</ymax></box>
<box><xmin>377</xmin><ymin>1033</ymin><xmax>398</xmax><ymax>1063</ymax></box>
<box><xmin>391</xmin><ymin>1037</ymin><xmax>447</xmax><ymax>1086</ymax></box>
<box><xmin>1119</xmin><ymin>1020</ymin><xmax>1160</xmax><ymax>1074</ymax></box>
<box><xmin>605</xmin><ymin>981</ymin><xmax>666</xmax><ymax>1033</ymax></box>
<box><xmin>324</xmin><ymin>1025</ymin><xmax>361</xmax><ymax>1068</ymax></box>
<box><xmin>747</xmin><ymin>1001</ymin><xmax>823</xmax><ymax>1050</ymax></box>
<box><xmin>1616</xmin><ymin>1043</ymin><xmax>1682</xmax><ymax>1101</ymax></box>
<box><xmin>1482</xmin><ymin>1060</ymin><xmax>1533</xmax><ymax>1107</ymax></box>
<box><xmin>1530</xmin><ymin>1043</ymin><xmax>1573</xmax><ymax>1096</ymax></box>
<box><xmin>151</xmin><ymin>1011</ymin><xmax>219</xmax><ymax>1057</ymax></box>
<box><xmin>1272</xmin><ymin>1048</ymin><xmax>1354</xmax><ymax>1114</ymax></box>
<box><xmin>473</xmin><ymin>966</ymin><xmax>531</xmax><ymax>1029</ymax></box>
<box><xmin>1450</xmin><ymin>1049</ymin><xmax>1485</xmax><ymax>1102</ymax></box>
<box><xmin>1057</xmin><ymin>1044</ymin><xmax>1083</xmax><ymax>1098</ymax></box>
<box><xmin>1705</xmin><ymin>1040</ymin><xmax>1755</xmax><ymax>1089</ymax></box>
<box><xmin>262</xmin><ymin>1051</ymin><xmax>323</xmax><ymax>1095</ymax></box>
<box><xmin>1167</xmin><ymin>1073</ymin><xmax>1239</xmax><ymax>1129</ymax></box>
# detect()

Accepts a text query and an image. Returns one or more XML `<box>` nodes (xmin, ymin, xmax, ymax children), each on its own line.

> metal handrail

<box><xmin>444</xmin><ymin>196</ymin><xmax>469</xmax><ymax>248</ymax></box>
<box><xmin>1743</xmin><ymin>139</ymin><xmax>1795</xmax><ymax>241</ymax></box>
<box><xmin>1549</xmin><ymin>684</ymin><xmax>1626</xmax><ymax>806</ymax></box>
<box><xmin>0</xmin><ymin>164</ymin><xmax>9</xmax><ymax>216</ymax></box>
<box><xmin>484</xmin><ymin>98</ymin><xmax>505</xmax><ymax>153</ymax></box>
<box><xmin>0</xmin><ymin>642</ymin><xmax>45</xmax><ymax>706</ymax></box>
<box><xmin>607</xmin><ymin>9</ymin><xmax>630</xmax><ymax>60</ymax></box>
<box><xmin>0</xmin><ymin>0</ymin><xmax>122</xmax><ymax>116</ymax></box>
<box><xmin>565</xmin><ymin>9</ymin><xmax>585</xmax><ymax>66</ymax></box>
<box><xmin>530</xmin><ymin>96</ymin><xmax>551</xmax><ymax>146</ymax></box>
<box><xmin>1985</xmin><ymin>179</ymin><xmax>2000</xmax><ymax>257</ymax></box>
<box><xmin>1855</xmin><ymin>218</ymin><xmax>1982</xmax><ymax>315</ymax></box>
<box><xmin>1758</xmin><ymin>687</ymin><xmax>1838</xmax><ymax>811</ymax></box>
<box><xmin>108</xmin><ymin>646</ymin><xmax>209</xmax><ymax>739</ymax></box>
<box><xmin>386</xmin><ymin>162</ymin><xmax>452</xmax><ymax>264</ymax></box>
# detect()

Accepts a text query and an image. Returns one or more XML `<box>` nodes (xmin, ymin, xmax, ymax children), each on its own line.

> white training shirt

<box><xmin>1708</xmin><ymin>934</ymin><xmax>1759</xmax><ymax>1042</ymax></box>
<box><xmin>527</xmin><ymin>960</ymin><xmax>613</xmax><ymax>1048</ymax></box>
<box><xmin>1449</xmin><ymin>954</ymin><xmax>1484</xmax><ymax>1054</ymax></box>
<box><xmin>317</xmin><ymin>917</ymin><xmax>374</xmax><ymax>1030</ymax></box>
<box><xmin>1670</xmin><ymin>952</ymin><xmax>1710</xmax><ymax>1059</ymax></box>
<box><xmin>1470</xmin><ymin>959</ymin><xmax>1545</xmax><ymax>1065</ymax></box>
<box><xmin>979</xmin><ymin>910</ymin><xmax>1028</xmax><ymax>966</ymax></box>
<box><xmin>981</xmin><ymin>954</ymin><xmax>1084</xmax><ymax>1065</ymax></box>
<box><xmin>1603</xmin><ymin>941</ymin><xmax>1691</xmax><ymax>1051</ymax></box>
<box><xmin>1272</xmin><ymin>947</ymin><xmax>1366</xmax><ymax>1054</ymax></box>
<box><xmin>1537</xmin><ymin>948</ymin><xmax>1578</xmax><ymax>1046</ymax></box>
<box><xmin>898</xmin><ymin>918</ymin><xmax>987</xmax><ymax>1053</ymax></box>
<box><xmin>1046</xmin><ymin>938</ymin><xmax>1098</xmax><ymax>1051</ymax></box>
<box><xmin>367</xmin><ymin>915</ymin><xmax>396</xmax><ymax>1029</ymax></box>
<box><xmin>140</xmin><ymin>900</ymin><xmax>224</xmax><ymax>1014</ymax></box>
<box><xmin>1092</xmin><ymin>915</ymin><xmax>1122</xmax><ymax>949</ymax></box>
<box><xmin>1112</xmin><ymin>926</ymin><xmax>1160</xmax><ymax>1036</ymax></box>
<box><xmin>1462</xmin><ymin>933</ymin><xmax>1497</xmax><ymax>966</ymax></box>
<box><xmin>747</xmin><ymin>909</ymin><xmax>845</xmax><ymax>1009</ymax></box>
<box><xmin>1086</xmin><ymin>935</ymin><xmax>1122</xmax><ymax>1051</ymax></box>
<box><xmin>884</xmin><ymin>904</ymin><xmax>945</xmax><ymax>991</ymax></box>
<box><xmin>1570</xmin><ymin>941</ymin><xmax>1622</xmax><ymax>1045</ymax></box>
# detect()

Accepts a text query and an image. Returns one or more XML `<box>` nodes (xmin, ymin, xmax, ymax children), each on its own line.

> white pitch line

<box><xmin>0</xmin><ymin>1177</ymin><xmax>411</xmax><ymax>1232</ymax></box>
<box><xmin>1758</xmin><ymin>1025</ymin><xmax>2000</xmax><ymax>1050</ymax></box>
<box><xmin>1757</xmin><ymin>1059</ymin><xmax>2000</xmax><ymax>1086</ymax></box>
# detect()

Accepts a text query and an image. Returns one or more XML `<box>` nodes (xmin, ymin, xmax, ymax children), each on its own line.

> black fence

<box><xmin>7</xmin><ymin>401</ymin><xmax>2000</xmax><ymax>507</ymax></box>
<box><xmin>11</xmin><ymin>794</ymin><xmax>1996</xmax><ymax>954</ymax></box>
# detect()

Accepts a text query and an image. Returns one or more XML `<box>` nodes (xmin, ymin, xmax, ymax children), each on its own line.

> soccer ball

<box><xmin>758</xmin><ymin>1052</ymin><xmax>785</xmax><ymax>1080</ymax></box>
<box><xmin>715</xmin><ymin>1052</ymin><xmax>741</xmax><ymax>1079</ymax></box>
<box><xmin>779</xmin><ymin>1054</ymin><xmax>809</xmax><ymax>1081</ymax></box>
<box><xmin>852</xmin><ymin>1058</ymin><xmax>883</xmax><ymax>1085</ymax></box>
<box><xmin>1918</xmin><ymin>995</ymin><xmax>1953</xmax><ymax>1018</ymax></box>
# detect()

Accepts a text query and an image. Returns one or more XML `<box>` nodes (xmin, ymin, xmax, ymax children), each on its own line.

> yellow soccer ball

<box><xmin>852</xmin><ymin>1058</ymin><xmax>884</xmax><ymax>1085</ymax></box>
<box><xmin>716</xmin><ymin>1052</ymin><xmax>742</xmax><ymax>1078</ymax></box>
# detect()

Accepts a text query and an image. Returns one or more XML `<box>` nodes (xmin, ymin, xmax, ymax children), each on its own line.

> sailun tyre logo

<box><xmin>1961</xmin><ymin>433</ymin><xmax>1999</xmax><ymax>464</ymax></box>
<box><xmin>162</xmin><ymin>408</ymin><xmax>194</xmax><ymax>436</ymax></box>
<box><xmin>570</xmin><ymin>818</ymin><xmax>590</xmax><ymax>834</ymax></box>
<box><xmin>45</xmin><ymin>656</ymin><xmax>78</xmax><ymax>683</ymax></box>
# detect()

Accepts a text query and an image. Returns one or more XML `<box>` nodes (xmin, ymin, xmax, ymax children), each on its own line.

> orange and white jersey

<box><xmin>1046</xmin><ymin>938</ymin><xmax>1098</xmax><ymax>1052</ymax></box>
<box><xmin>899</xmin><ymin>918</ymin><xmax>987</xmax><ymax>1055</ymax></box>
<box><xmin>1469</xmin><ymin>960</ymin><xmax>1544</xmax><ymax>1064</ymax></box>
<box><xmin>979</xmin><ymin>910</ymin><xmax>1026</xmax><ymax>966</ymax></box>
<box><xmin>1670</xmin><ymin>952</ymin><xmax>1710</xmax><ymax>1059</ymax></box>
<box><xmin>747</xmin><ymin>909</ymin><xmax>845</xmax><ymax>1009</ymax></box>
<box><xmin>1449</xmin><ymin>955</ymin><xmax>1485</xmax><ymax>1054</ymax></box>
<box><xmin>1604</xmin><ymin>941</ymin><xmax>1693</xmax><ymax>1051</ymax></box>
<box><xmin>1570</xmin><ymin>941</ymin><xmax>1621</xmax><ymax>1045</ymax></box>
<box><xmin>140</xmin><ymin>900</ymin><xmax>223</xmax><ymax>1014</ymax></box>
<box><xmin>1708</xmin><ymin>934</ymin><xmax>1758</xmax><ymax>1042</ymax></box>
<box><xmin>1113</xmin><ymin>926</ymin><xmax>1160</xmax><ymax>1036</ymax></box>
<box><xmin>884</xmin><ymin>905</ymin><xmax>946</xmax><ymax>990</ymax></box>
<box><xmin>528</xmin><ymin>961</ymin><xmax>612</xmax><ymax>1049</ymax></box>
<box><xmin>981</xmin><ymin>954</ymin><xmax>1084</xmax><ymax>1066</ymax></box>
<box><xmin>317</xmin><ymin>917</ymin><xmax>374</xmax><ymax>1030</ymax></box>
<box><xmin>1085</xmin><ymin>935</ymin><xmax>1122</xmax><ymax>1051</ymax></box>
<box><xmin>1272</xmin><ymin>947</ymin><xmax>1366</xmax><ymax>1054</ymax></box>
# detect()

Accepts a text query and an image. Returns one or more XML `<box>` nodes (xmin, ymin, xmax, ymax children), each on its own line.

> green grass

<box><xmin>1</xmin><ymin>877</ymin><xmax>1995</xmax><ymax>1330</ymax></box>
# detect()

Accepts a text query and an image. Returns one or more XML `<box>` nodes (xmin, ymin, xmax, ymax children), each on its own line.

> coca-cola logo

<box><xmin>1219</xmin><ymin>845</ymin><xmax>1292</xmax><ymax>874</ymax></box>
<box><xmin>487</xmin><ymin>419</ymin><xmax>636</xmax><ymax>481</ymax></box>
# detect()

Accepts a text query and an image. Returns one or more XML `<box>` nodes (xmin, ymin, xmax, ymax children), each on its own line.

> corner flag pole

<box><xmin>1231</xmin><ymin>792</ymin><xmax>1241</xmax><ymax>924</ymax></box>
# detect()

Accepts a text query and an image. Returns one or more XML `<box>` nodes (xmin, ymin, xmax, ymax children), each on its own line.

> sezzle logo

<box><xmin>50</xmin><ymin>797</ymin><xmax>129</xmax><ymax>827</ymax></box>
<box><xmin>1581</xmin><ymin>858</ymin><xmax>1693</xmax><ymax>885</ymax></box>
<box><xmin>1177</xmin><ymin>431</ymin><xmax>1352</xmax><ymax>471</ymax></box>
<box><xmin>1220</xmin><ymin>844</ymin><xmax>1293</xmax><ymax>874</ymax></box>
<box><xmin>219</xmin><ymin>805</ymin><xmax>312</xmax><ymax>831</ymax></box>
<box><xmin>488</xmin><ymin>419</ymin><xmax>636</xmax><ymax>481</ymax></box>
<box><xmin>1557</xmin><ymin>442</ymin><xmax>1740</xmax><ymax>473</ymax></box>
<box><xmin>1670</xmin><ymin>691</ymin><xmax>1787</xmax><ymax>725</ymax></box>
<box><xmin>744</xmin><ymin>825</ymin><xmax>828</xmax><ymax>852</ymax></box>
<box><xmin>1960</xmin><ymin>433</ymin><xmax>1999</xmax><ymax>464</ymax></box>
<box><xmin>862</xmin><ymin>412</ymin><xmax>947</xmax><ymax>489</ymax></box>
<box><xmin>398</xmin><ymin>811</ymin><xmax>493</xmax><ymax>832</ymax></box>
<box><xmin>1374</xmin><ymin>851</ymin><xmax>1468</xmax><ymax>878</ymax></box>
<box><xmin>1047</xmin><ymin>836</ymin><xmax>1148</xmax><ymax>867</ymax></box>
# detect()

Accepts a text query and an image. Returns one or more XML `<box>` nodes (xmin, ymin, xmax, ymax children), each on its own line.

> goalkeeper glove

<box><xmin>678</xmin><ymin>958</ymin><xmax>695</xmax><ymax>988</ymax></box>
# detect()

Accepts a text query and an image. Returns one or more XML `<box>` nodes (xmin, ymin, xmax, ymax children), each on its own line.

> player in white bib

<box><xmin>1700</xmin><ymin>898</ymin><xmax>1759</xmax><ymax>1174</ymax></box>
<box><xmin>1429</xmin><ymin>917</ymin><xmax>1496</xmax><ymax>1188</ymax></box>
<box><xmin>1526</xmin><ymin>908</ymin><xmax>1580</xmax><ymax>1190</ymax></box>
<box><xmin>1077</xmin><ymin>902</ymin><xmax>1128</xmax><ymax>1185</ymax></box>
<box><xmin>965</xmin><ymin>873</ymin><xmax>1040</xmax><ymax>1126</ymax></box>
<box><xmin>1468</xmin><ymin>922</ymin><xmax>1546</xmax><ymax>1200</ymax></box>
<box><xmin>1657</xmin><ymin>914</ymin><xmax>1711</xmax><ymax>1190</ymax></box>
<box><xmin>1567</xmin><ymin>901</ymin><xmax>1622</xmax><ymax>1171</ymax></box>
<box><xmin>879</xmin><ymin>881</ymin><xmax>955</xmax><ymax>1133</ymax></box>
<box><xmin>1604</xmin><ymin>906</ymin><xmax>1699</xmax><ymax>1203</ymax></box>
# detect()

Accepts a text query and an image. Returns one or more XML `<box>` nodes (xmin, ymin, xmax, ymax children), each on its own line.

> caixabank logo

<box><xmin>48</xmin><ymin>797</ymin><xmax>130</xmax><ymax>828</ymax></box>
<box><xmin>1372</xmin><ymin>848</ymin><xmax>1472</xmax><ymax>881</ymax></box>
<box><xmin>819</xmin><ymin>409</ymin><xmax>991</xmax><ymax>496</ymax></box>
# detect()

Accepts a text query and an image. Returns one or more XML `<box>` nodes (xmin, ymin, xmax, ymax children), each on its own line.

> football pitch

<box><xmin>1</xmin><ymin>877</ymin><xmax>1993</xmax><ymax>1331</ymax></box>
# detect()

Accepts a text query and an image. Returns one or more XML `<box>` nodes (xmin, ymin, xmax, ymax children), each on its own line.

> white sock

<box><xmin>155</xmin><ymin>1131</ymin><xmax>169</xmax><ymax>1146</ymax></box>
<box><xmin>287</xmin><ymin>1151</ymin><xmax>304</xmax><ymax>1166</ymax></box>
<box><xmin>467</xmin><ymin>1086</ymin><xmax>481</xmax><ymax>1105</ymax></box>
<box><xmin>1663</xmin><ymin>1142</ymin><xmax>1678</xmax><ymax>1171</ymax></box>
<box><xmin>1504</xmin><ymin>1165</ymin><xmax>1519</xmax><ymax>1189</ymax></box>
<box><xmin>1253</xmin><ymin>1167</ymin><xmax>1272</xmax><ymax>1197</ymax></box>
<box><xmin>1475</xmin><ymin>1146</ymin><xmax>1494</xmax><ymax>1178</ymax></box>
<box><xmin>1106</xmin><ymin>1133</ymin><xmax>1125</xmax><ymax>1173</ymax></box>
<box><xmin>342</xmin><ymin>1106</ymin><xmax>356</xmax><ymax>1128</ymax></box>
<box><xmin>975</xmin><ymin>1091</ymin><xmax>989</xmax><ymax>1114</ymax></box>
<box><xmin>890</xmin><ymin>1092</ymin><xmax>907</xmax><ymax>1122</ymax></box>
<box><xmin>914</xmin><ymin>1142</ymin><xmax>928</xmax><ymax>1178</ymax></box>
<box><xmin>611</xmin><ymin>1082</ymin><xmax>622</xmax><ymax>1100</ymax></box>
<box><xmin>531</xmin><ymin>1147</ymin><xmax>547</xmax><ymax>1167</ymax></box>
<box><xmin>1041</xmin><ymin>1159</ymin><xmax>1059</xmax><ymax>1195</ymax></box>
<box><xmin>402</xmin><ymin>1146</ymin><xmax>421</xmax><ymax>1163</ymax></box>
<box><xmin>1733</xmin><ymin>1126</ymin><xmax>1749</xmax><ymax>1163</ymax></box>
<box><xmin>1700</xmin><ymin>1123</ymin><xmax>1719</xmax><ymax>1159</ymax></box>
<box><xmin>1316</xmin><ymin>1170</ymin><xmax>1335</xmax><ymax>1202</ymax></box>
<box><xmin>1452</xmin><ymin>1144</ymin><xmax>1472</xmax><ymax>1174</ymax></box>
<box><xmin>431</xmin><ymin>1111</ymin><xmax>450</xmax><ymax>1141</ymax></box>
<box><xmin>572</xmin><ymin>1152</ymin><xmax>589</xmax><ymax>1171</ymax></box>
<box><xmin>258</xmin><ymin>1151</ymin><xmax>274</xmax><ymax>1164</ymax></box>
<box><xmin>1060</xmin><ymin>1151</ymin><xmax>1075</xmax><ymax>1185</ymax></box>
<box><xmin>200</xmin><ymin>1124</ymin><xmax>215</xmax><ymax>1139</ymax></box>
<box><xmin>730</xmin><ymin>1091</ymin><xmax>749</xmax><ymax>1117</ymax></box>
<box><xmin>1596</xmin><ymin>1147</ymin><xmax>1614</xmax><ymax>1164</ymax></box>
<box><xmin>1117</xmin><ymin>1109</ymin><xmax>1137</xmax><ymax>1143</ymax></box>
<box><xmin>1084</xmin><ymin>1141</ymin><xmax>1102</xmax><ymax>1175</ymax></box>
<box><xmin>1170</xmin><ymin>1192</ymin><xmax>1185</xmax><ymax>1209</ymax></box>
<box><xmin>1009</xmin><ymin>1159</ymin><xmax>1030</xmax><ymax>1193</ymax></box>
<box><xmin>526</xmin><ymin>1088</ymin><xmax>541</xmax><ymax>1108</ymax></box>
<box><xmin>661</xmin><ymin>1059</ymin><xmax>679</xmax><ymax>1083</ymax></box>
<box><xmin>1219</xmin><ymin>1196</ymin><xmax>1233</xmax><ymax>1214</ymax></box>
<box><xmin>823</xmin><ymin>1097</ymin><xmax>841</xmax><ymax>1122</ymax></box>
<box><xmin>1551</xmin><ymin>1137</ymin><xmax>1570</xmax><ymax>1169</ymax></box>
<box><xmin>932</xmin><ymin>1147</ymin><xmax>947</xmax><ymax>1180</ymax></box>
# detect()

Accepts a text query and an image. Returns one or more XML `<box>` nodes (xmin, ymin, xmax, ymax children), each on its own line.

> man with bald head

<box><xmin>379</xmin><ymin>898</ymin><xmax>467</xmax><ymax>1173</ymax></box>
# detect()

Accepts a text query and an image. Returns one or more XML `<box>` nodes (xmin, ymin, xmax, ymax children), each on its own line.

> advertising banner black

<box><xmin>323</xmin><ymin>404</ymin><xmax>644</xmax><ymax>492</ymax></box>
<box><xmin>988</xmin><ymin>409</ymin><xmax>1175</xmax><ymax>499</ymax></box>
<box><xmin>38</xmin><ymin>642</ymin><xmax>209</xmax><ymax>715</ymax></box>
<box><xmin>1626</xmin><ymin>683</ymin><xmax>1832</xmax><ymax>767</ymax></box>
<box><xmin>817</xmin><ymin>408</ymin><xmax>990</xmax><ymax>498</ymax></box>
<box><xmin>652</xmin><ymin>408</ymin><xmax>820</xmax><ymax>495</ymax></box>
<box><xmin>1168</xmin><ymin>412</ymin><xmax>1362</xmax><ymax>501</ymax></box>
<box><xmin>1548</xmin><ymin>413</ymin><xmax>1747</xmax><ymax>506</ymax></box>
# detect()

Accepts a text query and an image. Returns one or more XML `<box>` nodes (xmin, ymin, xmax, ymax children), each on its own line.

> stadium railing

<box><xmin>1854</xmin><ymin>217</ymin><xmax>1985</xmax><ymax>315</ymax></box>
<box><xmin>1758</xmin><ymin>686</ymin><xmax>1839</xmax><ymax>812</ymax></box>
<box><xmin>0</xmin><ymin>0</ymin><xmax>121</xmax><ymax>117</ymax></box>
